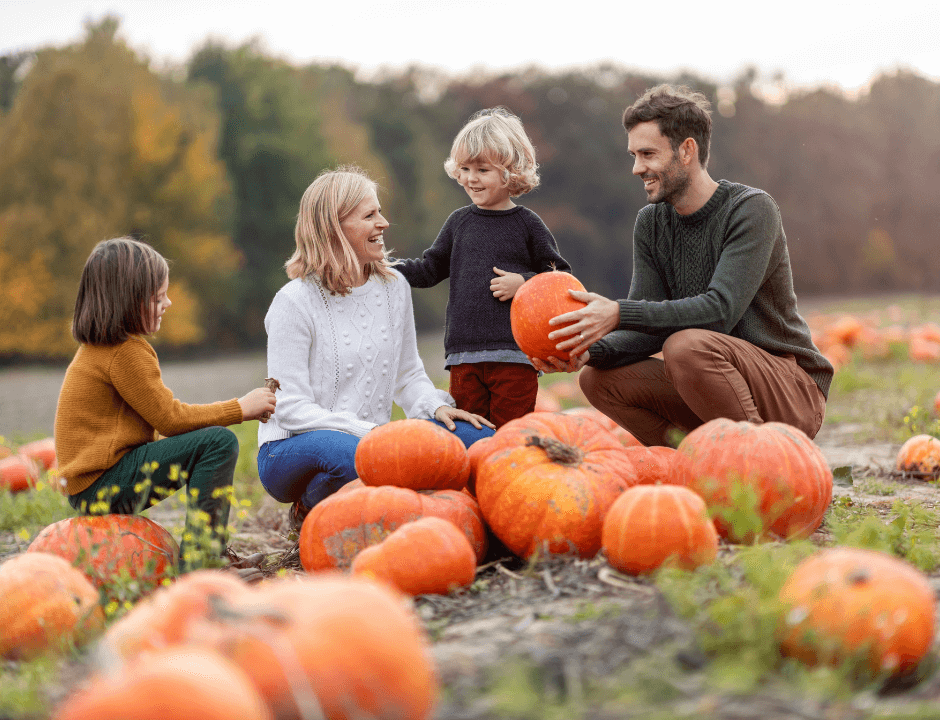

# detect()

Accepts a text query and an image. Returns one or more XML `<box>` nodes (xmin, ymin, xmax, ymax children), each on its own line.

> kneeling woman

<box><xmin>258</xmin><ymin>165</ymin><xmax>495</xmax><ymax>529</ymax></box>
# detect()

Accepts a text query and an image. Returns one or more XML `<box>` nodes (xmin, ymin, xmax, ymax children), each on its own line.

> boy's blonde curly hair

<box><xmin>444</xmin><ymin>107</ymin><xmax>540</xmax><ymax>196</ymax></box>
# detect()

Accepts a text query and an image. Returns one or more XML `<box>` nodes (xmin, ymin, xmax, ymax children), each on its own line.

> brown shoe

<box><xmin>289</xmin><ymin>500</ymin><xmax>311</xmax><ymax>532</ymax></box>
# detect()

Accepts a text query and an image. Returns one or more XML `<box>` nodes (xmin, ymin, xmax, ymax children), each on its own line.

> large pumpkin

<box><xmin>0</xmin><ymin>552</ymin><xmax>104</xmax><ymax>660</ymax></box>
<box><xmin>355</xmin><ymin>419</ymin><xmax>470</xmax><ymax>491</ymax></box>
<box><xmin>52</xmin><ymin>647</ymin><xmax>273</xmax><ymax>720</ymax></box>
<box><xmin>28</xmin><ymin>514</ymin><xmax>179</xmax><ymax>595</ymax></box>
<box><xmin>510</xmin><ymin>271</ymin><xmax>587</xmax><ymax>361</ymax></box>
<box><xmin>563</xmin><ymin>406</ymin><xmax>643</xmax><ymax>447</ymax></box>
<box><xmin>672</xmin><ymin>419</ymin><xmax>833</xmax><ymax>543</ymax></box>
<box><xmin>895</xmin><ymin>434</ymin><xmax>940</xmax><ymax>479</ymax></box>
<box><xmin>602</xmin><ymin>485</ymin><xmax>718</xmax><ymax>575</ymax></box>
<box><xmin>623</xmin><ymin>445</ymin><xmax>678</xmax><ymax>485</ymax></box>
<box><xmin>204</xmin><ymin>575</ymin><xmax>438</xmax><ymax>720</ymax></box>
<box><xmin>779</xmin><ymin>547</ymin><xmax>936</xmax><ymax>677</ymax></box>
<box><xmin>474</xmin><ymin>412</ymin><xmax>638</xmax><ymax>558</ymax></box>
<box><xmin>299</xmin><ymin>481</ymin><xmax>487</xmax><ymax>571</ymax></box>
<box><xmin>0</xmin><ymin>454</ymin><xmax>39</xmax><ymax>493</ymax></box>
<box><xmin>351</xmin><ymin>516</ymin><xmax>477</xmax><ymax>596</ymax></box>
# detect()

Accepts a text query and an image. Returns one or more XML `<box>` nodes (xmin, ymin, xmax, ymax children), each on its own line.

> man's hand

<box><xmin>529</xmin><ymin>350</ymin><xmax>590</xmax><ymax>375</ymax></box>
<box><xmin>490</xmin><ymin>267</ymin><xmax>525</xmax><ymax>301</ymax></box>
<box><xmin>547</xmin><ymin>290</ymin><xmax>620</xmax><ymax>356</ymax></box>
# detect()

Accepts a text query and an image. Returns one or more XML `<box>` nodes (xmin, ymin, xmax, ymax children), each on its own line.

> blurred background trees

<box><xmin>1</xmin><ymin>18</ymin><xmax>938</xmax><ymax>362</ymax></box>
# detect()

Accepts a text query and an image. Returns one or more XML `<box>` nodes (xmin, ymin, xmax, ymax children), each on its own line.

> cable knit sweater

<box><xmin>54</xmin><ymin>335</ymin><xmax>243</xmax><ymax>495</ymax></box>
<box><xmin>258</xmin><ymin>269</ymin><xmax>453</xmax><ymax>446</ymax></box>
<box><xmin>589</xmin><ymin>180</ymin><xmax>833</xmax><ymax>398</ymax></box>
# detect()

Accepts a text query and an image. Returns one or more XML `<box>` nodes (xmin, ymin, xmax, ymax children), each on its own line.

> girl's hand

<box><xmin>434</xmin><ymin>405</ymin><xmax>496</xmax><ymax>431</ymax></box>
<box><xmin>239</xmin><ymin>387</ymin><xmax>277</xmax><ymax>423</ymax></box>
<box><xmin>490</xmin><ymin>267</ymin><xmax>525</xmax><ymax>301</ymax></box>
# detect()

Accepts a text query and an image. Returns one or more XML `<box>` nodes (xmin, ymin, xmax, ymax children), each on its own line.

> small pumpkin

<box><xmin>474</xmin><ymin>412</ymin><xmax>638</xmax><ymax>559</ymax></box>
<box><xmin>0</xmin><ymin>552</ymin><xmax>104</xmax><ymax>660</ymax></box>
<box><xmin>355</xmin><ymin>419</ymin><xmax>470</xmax><ymax>491</ymax></box>
<box><xmin>672</xmin><ymin>419</ymin><xmax>833</xmax><ymax>543</ymax></box>
<box><xmin>19</xmin><ymin>437</ymin><xmax>57</xmax><ymax>471</ymax></box>
<box><xmin>52</xmin><ymin>647</ymin><xmax>273</xmax><ymax>720</ymax></box>
<box><xmin>895</xmin><ymin>434</ymin><xmax>940</xmax><ymax>479</ymax></box>
<box><xmin>352</xmin><ymin>516</ymin><xmax>477</xmax><ymax>596</ymax></box>
<box><xmin>28</xmin><ymin>514</ymin><xmax>179</xmax><ymax>596</ymax></box>
<box><xmin>602</xmin><ymin>485</ymin><xmax>718</xmax><ymax>575</ymax></box>
<box><xmin>779</xmin><ymin>547</ymin><xmax>936</xmax><ymax>677</ymax></box>
<box><xmin>299</xmin><ymin>481</ymin><xmax>487</xmax><ymax>571</ymax></box>
<box><xmin>510</xmin><ymin>271</ymin><xmax>587</xmax><ymax>362</ymax></box>
<box><xmin>0</xmin><ymin>454</ymin><xmax>39</xmax><ymax>493</ymax></box>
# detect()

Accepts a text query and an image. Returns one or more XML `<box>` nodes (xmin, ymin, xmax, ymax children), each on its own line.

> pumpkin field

<box><xmin>2</xmin><ymin>293</ymin><xmax>940</xmax><ymax>720</ymax></box>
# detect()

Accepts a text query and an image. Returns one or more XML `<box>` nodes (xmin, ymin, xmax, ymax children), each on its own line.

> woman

<box><xmin>258</xmin><ymin>165</ymin><xmax>495</xmax><ymax>530</ymax></box>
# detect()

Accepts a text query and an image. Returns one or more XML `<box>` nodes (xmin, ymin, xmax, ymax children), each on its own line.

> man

<box><xmin>533</xmin><ymin>84</ymin><xmax>832</xmax><ymax>447</ymax></box>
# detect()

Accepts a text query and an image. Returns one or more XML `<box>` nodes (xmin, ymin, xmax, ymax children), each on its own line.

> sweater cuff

<box><xmin>618</xmin><ymin>300</ymin><xmax>646</xmax><ymax>330</ymax></box>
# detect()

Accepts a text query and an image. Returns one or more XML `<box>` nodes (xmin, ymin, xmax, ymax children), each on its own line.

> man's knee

<box><xmin>578</xmin><ymin>366</ymin><xmax>602</xmax><ymax>403</ymax></box>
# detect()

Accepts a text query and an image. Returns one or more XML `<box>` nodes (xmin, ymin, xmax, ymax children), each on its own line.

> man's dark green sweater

<box><xmin>588</xmin><ymin>180</ymin><xmax>833</xmax><ymax>398</ymax></box>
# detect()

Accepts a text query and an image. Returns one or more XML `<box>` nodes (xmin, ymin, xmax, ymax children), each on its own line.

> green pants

<box><xmin>69</xmin><ymin>426</ymin><xmax>239</xmax><ymax>571</ymax></box>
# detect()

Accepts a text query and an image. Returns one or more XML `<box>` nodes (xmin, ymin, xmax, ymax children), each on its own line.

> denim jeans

<box><xmin>257</xmin><ymin>419</ymin><xmax>494</xmax><ymax>509</ymax></box>
<box><xmin>69</xmin><ymin>426</ymin><xmax>239</xmax><ymax>571</ymax></box>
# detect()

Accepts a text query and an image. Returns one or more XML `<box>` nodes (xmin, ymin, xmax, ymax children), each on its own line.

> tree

<box><xmin>0</xmin><ymin>18</ymin><xmax>238</xmax><ymax>359</ymax></box>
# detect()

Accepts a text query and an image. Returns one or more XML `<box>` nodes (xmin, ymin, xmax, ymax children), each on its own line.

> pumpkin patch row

<box><xmin>0</xmin><ymin>436</ymin><xmax>57</xmax><ymax>492</ymax></box>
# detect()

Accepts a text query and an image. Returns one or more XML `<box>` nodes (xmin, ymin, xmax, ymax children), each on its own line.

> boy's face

<box><xmin>455</xmin><ymin>158</ymin><xmax>514</xmax><ymax>211</ymax></box>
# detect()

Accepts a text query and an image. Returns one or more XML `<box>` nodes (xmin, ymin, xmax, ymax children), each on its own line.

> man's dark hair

<box><xmin>72</xmin><ymin>237</ymin><xmax>168</xmax><ymax>345</ymax></box>
<box><xmin>623</xmin><ymin>84</ymin><xmax>713</xmax><ymax>168</ymax></box>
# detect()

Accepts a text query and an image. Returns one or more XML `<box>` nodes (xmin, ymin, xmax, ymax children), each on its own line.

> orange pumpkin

<box><xmin>0</xmin><ymin>552</ymin><xmax>104</xmax><ymax>660</ymax></box>
<box><xmin>352</xmin><ymin>516</ymin><xmax>477</xmax><ymax>596</ymax></box>
<box><xmin>510</xmin><ymin>271</ymin><xmax>587</xmax><ymax>361</ymax></box>
<box><xmin>563</xmin><ymin>406</ymin><xmax>643</xmax><ymax>447</ymax></box>
<box><xmin>623</xmin><ymin>445</ymin><xmax>678</xmax><ymax>485</ymax></box>
<box><xmin>28</xmin><ymin>514</ymin><xmax>179</xmax><ymax>595</ymax></box>
<box><xmin>672</xmin><ymin>419</ymin><xmax>833</xmax><ymax>543</ymax></box>
<box><xmin>299</xmin><ymin>482</ymin><xmax>487</xmax><ymax>571</ymax></box>
<box><xmin>0</xmin><ymin>454</ymin><xmax>39</xmax><ymax>492</ymax></box>
<box><xmin>201</xmin><ymin>575</ymin><xmax>438</xmax><ymax>720</ymax></box>
<box><xmin>779</xmin><ymin>547</ymin><xmax>936</xmax><ymax>677</ymax></box>
<box><xmin>895</xmin><ymin>434</ymin><xmax>940</xmax><ymax>479</ymax></box>
<box><xmin>18</xmin><ymin>437</ymin><xmax>57</xmax><ymax>471</ymax></box>
<box><xmin>52</xmin><ymin>647</ymin><xmax>273</xmax><ymax>720</ymax></box>
<box><xmin>465</xmin><ymin>436</ymin><xmax>495</xmax><ymax>496</ymax></box>
<box><xmin>355</xmin><ymin>419</ymin><xmax>470</xmax><ymax>491</ymax></box>
<box><xmin>602</xmin><ymin>485</ymin><xmax>718</xmax><ymax>574</ymax></box>
<box><xmin>474</xmin><ymin>412</ymin><xmax>638</xmax><ymax>558</ymax></box>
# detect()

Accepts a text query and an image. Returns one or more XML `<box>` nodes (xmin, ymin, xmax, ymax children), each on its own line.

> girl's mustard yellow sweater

<box><xmin>54</xmin><ymin>335</ymin><xmax>243</xmax><ymax>495</ymax></box>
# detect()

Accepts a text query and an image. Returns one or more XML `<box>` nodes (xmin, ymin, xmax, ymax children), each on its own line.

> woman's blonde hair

<box><xmin>286</xmin><ymin>165</ymin><xmax>395</xmax><ymax>293</ymax></box>
<box><xmin>444</xmin><ymin>107</ymin><xmax>540</xmax><ymax>196</ymax></box>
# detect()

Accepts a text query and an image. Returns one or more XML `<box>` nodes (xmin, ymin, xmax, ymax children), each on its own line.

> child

<box><xmin>258</xmin><ymin>166</ymin><xmax>494</xmax><ymax>531</ymax></box>
<box><xmin>54</xmin><ymin>237</ymin><xmax>277</xmax><ymax>572</ymax></box>
<box><xmin>396</xmin><ymin>107</ymin><xmax>571</xmax><ymax>427</ymax></box>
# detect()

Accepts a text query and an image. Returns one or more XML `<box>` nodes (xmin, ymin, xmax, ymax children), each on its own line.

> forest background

<box><xmin>1</xmin><ymin>17</ymin><xmax>938</xmax><ymax>363</ymax></box>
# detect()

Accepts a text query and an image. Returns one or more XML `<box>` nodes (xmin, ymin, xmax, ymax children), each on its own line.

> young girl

<box><xmin>54</xmin><ymin>237</ymin><xmax>276</xmax><ymax>572</ymax></box>
<box><xmin>396</xmin><ymin>107</ymin><xmax>572</xmax><ymax>428</ymax></box>
<box><xmin>258</xmin><ymin>166</ymin><xmax>494</xmax><ymax>531</ymax></box>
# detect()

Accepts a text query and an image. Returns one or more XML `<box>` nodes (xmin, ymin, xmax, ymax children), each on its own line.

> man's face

<box><xmin>627</xmin><ymin>121</ymin><xmax>691</xmax><ymax>206</ymax></box>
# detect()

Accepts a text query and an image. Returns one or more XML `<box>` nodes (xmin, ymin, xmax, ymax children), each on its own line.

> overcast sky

<box><xmin>1</xmin><ymin>0</ymin><xmax>938</xmax><ymax>92</ymax></box>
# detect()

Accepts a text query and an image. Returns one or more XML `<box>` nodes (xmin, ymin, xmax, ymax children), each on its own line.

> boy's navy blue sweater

<box><xmin>396</xmin><ymin>204</ymin><xmax>571</xmax><ymax>356</ymax></box>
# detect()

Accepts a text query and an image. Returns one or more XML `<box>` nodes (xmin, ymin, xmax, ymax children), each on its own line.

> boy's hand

<box><xmin>239</xmin><ymin>387</ymin><xmax>277</xmax><ymax>423</ymax></box>
<box><xmin>490</xmin><ymin>267</ymin><xmax>524</xmax><ymax>301</ymax></box>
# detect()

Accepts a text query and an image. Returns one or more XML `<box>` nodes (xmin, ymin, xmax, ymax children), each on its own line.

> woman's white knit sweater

<box><xmin>258</xmin><ymin>270</ymin><xmax>453</xmax><ymax>446</ymax></box>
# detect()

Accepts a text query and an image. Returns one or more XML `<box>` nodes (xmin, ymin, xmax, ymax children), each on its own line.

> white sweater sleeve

<box><xmin>391</xmin><ymin>275</ymin><xmax>455</xmax><ymax>419</ymax></box>
<box><xmin>263</xmin><ymin>288</ymin><xmax>376</xmax><ymax>439</ymax></box>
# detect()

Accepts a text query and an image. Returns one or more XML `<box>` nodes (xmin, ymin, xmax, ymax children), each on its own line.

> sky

<box><xmin>1</xmin><ymin>0</ymin><xmax>939</xmax><ymax>93</ymax></box>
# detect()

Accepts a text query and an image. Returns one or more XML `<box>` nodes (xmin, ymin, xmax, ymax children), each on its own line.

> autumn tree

<box><xmin>0</xmin><ymin>18</ymin><xmax>238</xmax><ymax>359</ymax></box>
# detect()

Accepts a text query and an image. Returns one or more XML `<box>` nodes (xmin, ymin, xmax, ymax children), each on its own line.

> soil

<box><xmin>6</xmin><ymin>416</ymin><xmax>940</xmax><ymax>718</ymax></box>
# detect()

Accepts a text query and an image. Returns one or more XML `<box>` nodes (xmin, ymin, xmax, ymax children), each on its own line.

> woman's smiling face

<box><xmin>340</xmin><ymin>189</ymin><xmax>389</xmax><ymax>275</ymax></box>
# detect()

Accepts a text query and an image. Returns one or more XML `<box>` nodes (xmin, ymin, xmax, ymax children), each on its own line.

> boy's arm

<box><xmin>393</xmin><ymin>213</ymin><xmax>457</xmax><ymax>288</ymax></box>
<box><xmin>522</xmin><ymin>209</ymin><xmax>572</xmax><ymax>280</ymax></box>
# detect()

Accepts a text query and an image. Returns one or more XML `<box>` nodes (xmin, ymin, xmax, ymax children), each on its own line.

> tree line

<box><xmin>2</xmin><ymin>18</ymin><xmax>938</xmax><ymax>362</ymax></box>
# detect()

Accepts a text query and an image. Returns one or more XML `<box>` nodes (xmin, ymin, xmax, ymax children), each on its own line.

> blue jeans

<box><xmin>257</xmin><ymin>419</ymin><xmax>494</xmax><ymax>509</ymax></box>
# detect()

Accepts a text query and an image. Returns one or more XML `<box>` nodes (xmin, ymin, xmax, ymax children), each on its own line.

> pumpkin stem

<box><xmin>525</xmin><ymin>435</ymin><xmax>583</xmax><ymax>465</ymax></box>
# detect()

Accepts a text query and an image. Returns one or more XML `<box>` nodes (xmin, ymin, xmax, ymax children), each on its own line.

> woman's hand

<box><xmin>434</xmin><ymin>405</ymin><xmax>496</xmax><ymax>431</ymax></box>
<box><xmin>238</xmin><ymin>387</ymin><xmax>277</xmax><ymax>423</ymax></box>
<box><xmin>529</xmin><ymin>351</ymin><xmax>590</xmax><ymax>375</ymax></box>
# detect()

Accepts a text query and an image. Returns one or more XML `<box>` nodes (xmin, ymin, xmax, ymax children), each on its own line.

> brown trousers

<box><xmin>579</xmin><ymin>329</ymin><xmax>826</xmax><ymax>447</ymax></box>
<box><xmin>449</xmin><ymin>361</ymin><xmax>539</xmax><ymax>428</ymax></box>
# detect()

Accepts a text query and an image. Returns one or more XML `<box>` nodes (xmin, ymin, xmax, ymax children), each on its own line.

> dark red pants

<box><xmin>449</xmin><ymin>362</ymin><xmax>539</xmax><ymax>428</ymax></box>
<box><xmin>579</xmin><ymin>329</ymin><xmax>827</xmax><ymax>447</ymax></box>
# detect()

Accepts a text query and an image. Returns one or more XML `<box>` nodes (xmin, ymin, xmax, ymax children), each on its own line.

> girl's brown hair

<box><xmin>286</xmin><ymin>165</ymin><xmax>395</xmax><ymax>294</ymax></box>
<box><xmin>72</xmin><ymin>237</ymin><xmax>169</xmax><ymax>345</ymax></box>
